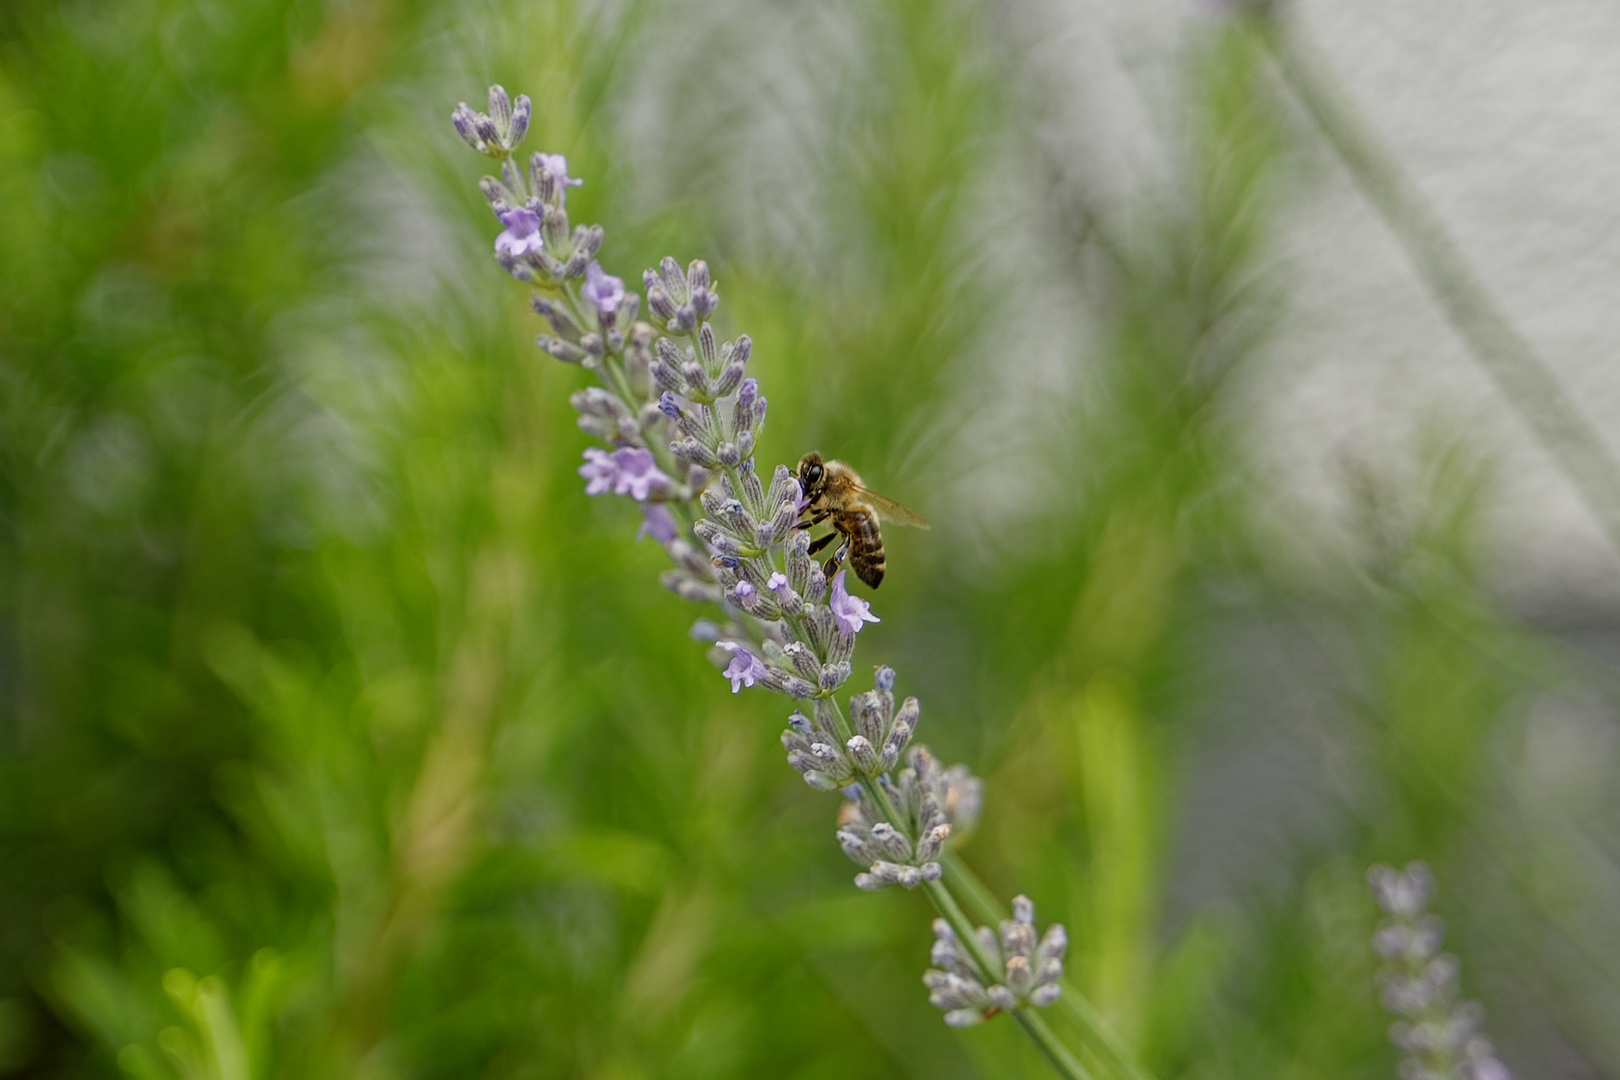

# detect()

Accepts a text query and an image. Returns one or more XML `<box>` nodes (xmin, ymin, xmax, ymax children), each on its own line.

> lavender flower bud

<box><xmin>801</xmin><ymin>770</ymin><xmax>842</xmax><ymax>793</ymax></box>
<box><xmin>576</xmin><ymin>224</ymin><xmax>604</xmax><ymax>259</ymax></box>
<box><xmin>821</xmin><ymin>661</ymin><xmax>851</xmax><ymax>691</ymax></box>
<box><xmin>478</xmin><ymin>174</ymin><xmax>515</xmax><ymax>212</ymax></box>
<box><xmin>716</xmin><ymin>442</ymin><xmax>741</xmax><ymax>468</ymax></box>
<box><xmin>561</xmin><ymin>247</ymin><xmax>591</xmax><ymax>280</ymax></box>
<box><xmin>847</xmin><ymin>735</ymin><xmax>881</xmax><ymax>773</ymax></box>
<box><xmin>571</xmin><ymin>387</ymin><xmax>629</xmax><ymax>420</ymax></box>
<box><xmin>710</xmin><ymin>495</ymin><xmax>757</xmax><ymax>540</ymax></box>
<box><xmin>541</xmin><ymin>204</ymin><xmax>571</xmax><ymax>251</ymax></box>
<box><xmin>710</xmin><ymin>360</ymin><xmax>743</xmax><ymax>399</ymax></box>
<box><xmin>672</xmin><ymin>438</ymin><xmax>719</xmax><ymax>468</ymax></box>
<box><xmin>658</xmin><ymin>256</ymin><xmax>689</xmax><ymax>305</ymax></box>
<box><xmin>688</xmin><ymin>260</ymin><xmax>717</xmax><ymax>318</ymax></box>
<box><xmin>619</xmin><ymin>294</ymin><xmax>642</xmax><ymax>328</ymax></box>
<box><xmin>664</xmin><ymin>396</ymin><xmax>718</xmax><ymax>446</ymax></box>
<box><xmin>646</xmin><ymin>284</ymin><xmax>677</xmax><ymax>323</ymax></box>
<box><xmin>869</xmin><ymin>823</ymin><xmax>912</xmax><ymax>863</ymax></box>
<box><xmin>775</xmin><ymin>675</ymin><xmax>817</xmax><ymax>699</ymax></box>
<box><xmin>660</xmin><ymin>572</ymin><xmax>721</xmax><ymax>605</ymax></box>
<box><xmin>500</xmin><ymin>157</ymin><xmax>525</xmax><ymax>200</ymax></box>
<box><xmin>915</xmin><ymin>823</ymin><xmax>951</xmax><ymax>863</ymax></box>
<box><xmin>733</xmin><ymin>376</ymin><xmax>758</xmax><ymax>426</ymax></box>
<box><xmin>763</xmin><ymin>501</ymin><xmax>798</xmax><ymax>545</ymax></box>
<box><xmin>576</xmin><ymin>415</ymin><xmax>613</xmax><ymax>440</ymax></box>
<box><xmin>474</xmin><ymin>113</ymin><xmax>502</xmax><ymax>151</ymax></box>
<box><xmin>849</xmin><ymin>693</ymin><xmax>880</xmax><ymax>745</ymax></box>
<box><xmin>452</xmin><ymin>103</ymin><xmax>483</xmax><ymax>151</ymax></box>
<box><xmin>487</xmin><ymin>84</ymin><xmax>513</xmax><ymax>129</ymax></box>
<box><xmin>855</xmin><ymin>862</ymin><xmax>902</xmax><ymax>891</ymax></box>
<box><xmin>508</xmin><ymin>95</ymin><xmax>531</xmax><ymax>147</ymax></box>
<box><xmin>539</xmin><ymin>336</ymin><xmax>586</xmax><ymax>363</ymax></box>
<box><xmin>692</xmin><ymin>521</ymin><xmax>737</xmax><ymax>554</ymax></box>
<box><xmin>686</xmin><ymin>258</ymin><xmax>709</xmax><ymax>294</ymax></box>
<box><xmin>1371</xmin><ymin>862</ymin><xmax>1433</xmax><ymax>917</ymax></box>
<box><xmin>782</xmin><ymin>642</ymin><xmax>822</xmax><ymax>682</ymax></box>
<box><xmin>531</xmin><ymin>295</ymin><xmax>582</xmax><ymax>337</ymax></box>
<box><xmin>697</xmin><ymin>323</ymin><xmax>719</xmax><ymax>369</ymax></box>
<box><xmin>648</xmin><ymin>356</ymin><xmax>684</xmax><ymax>395</ymax></box>
<box><xmin>1037</xmin><ymin>924</ymin><xmax>1068</xmax><ymax>967</ymax></box>
<box><xmin>880</xmin><ymin>721</ymin><xmax>914</xmax><ymax>771</ymax></box>
<box><xmin>666</xmin><ymin>305</ymin><xmax>697</xmax><ymax>334</ymax></box>
<box><xmin>1029</xmin><ymin>983</ymin><xmax>1062</xmax><ymax>1008</ymax></box>
<box><xmin>803</xmin><ymin>602</ymin><xmax>835</xmax><ymax>655</ymax></box>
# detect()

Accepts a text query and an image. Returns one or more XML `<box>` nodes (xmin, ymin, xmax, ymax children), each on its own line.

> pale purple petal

<box><xmin>579</xmin><ymin>448</ymin><xmax>617</xmax><ymax>495</ymax></box>
<box><xmin>766</xmin><ymin>573</ymin><xmax>788</xmax><ymax>591</ymax></box>
<box><xmin>829</xmin><ymin>569</ymin><xmax>880</xmax><ymax>635</ymax></box>
<box><xmin>637</xmin><ymin>503</ymin><xmax>678</xmax><ymax>544</ymax></box>
<box><xmin>736</xmin><ymin>580</ymin><xmax>755</xmax><ymax>597</ymax></box>
<box><xmin>538</xmin><ymin>153</ymin><xmax>584</xmax><ymax>188</ymax></box>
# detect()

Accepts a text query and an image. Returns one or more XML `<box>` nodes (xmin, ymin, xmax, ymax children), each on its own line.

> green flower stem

<box><xmin>943</xmin><ymin>857</ymin><xmax>1155</xmax><ymax>1080</ymax></box>
<box><xmin>1258</xmin><ymin>15</ymin><xmax>1620</xmax><ymax>557</ymax></box>
<box><xmin>1013</xmin><ymin>1008</ymin><xmax>1099</xmax><ymax>1080</ymax></box>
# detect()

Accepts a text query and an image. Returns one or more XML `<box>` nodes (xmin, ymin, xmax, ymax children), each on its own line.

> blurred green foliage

<box><xmin>1</xmin><ymin>1</ymin><xmax>1614</xmax><ymax>1078</ymax></box>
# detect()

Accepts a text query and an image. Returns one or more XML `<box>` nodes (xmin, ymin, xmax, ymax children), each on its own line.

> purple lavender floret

<box><xmin>718</xmin><ymin>642</ymin><xmax>770</xmax><ymax>692</ymax></box>
<box><xmin>495</xmin><ymin>207</ymin><xmax>543</xmax><ymax>260</ymax></box>
<box><xmin>536</xmin><ymin>153</ymin><xmax>583</xmax><ymax>190</ymax></box>
<box><xmin>579</xmin><ymin>447</ymin><xmax>671</xmax><ymax>502</ymax></box>
<box><xmin>638</xmin><ymin>504</ymin><xmax>679</xmax><ymax>544</ymax></box>
<box><xmin>579</xmin><ymin>448</ymin><xmax>618</xmax><ymax>496</ymax></box>
<box><xmin>582</xmin><ymin>261</ymin><xmax>626</xmax><ymax>317</ymax></box>
<box><xmin>830</xmin><ymin>569</ymin><xmax>880</xmax><ymax>635</ymax></box>
<box><xmin>611</xmin><ymin>448</ymin><xmax>669</xmax><ymax>500</ymax></box>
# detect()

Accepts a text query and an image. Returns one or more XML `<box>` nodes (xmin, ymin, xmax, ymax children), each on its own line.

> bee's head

<box><xmin>795</xmin><ymin>451</ymin><xmax>825</xmax><ymax>492</ymax></box>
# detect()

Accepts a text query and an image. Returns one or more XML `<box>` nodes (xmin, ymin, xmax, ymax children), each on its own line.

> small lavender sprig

<box><xmin>450</xmin><ymin>86</ymin><xmax>1082</xmax><ymax>1075</ymax></box>
<box><xmin>1369</xmin><ymin>863</ymin><xmax>1511</xmax><ymax>1080</ymax></box>
<box><xmin>926</xmin><ymin>896</ymin><xmax>1068</xmax><ymax>1027</ymax></box>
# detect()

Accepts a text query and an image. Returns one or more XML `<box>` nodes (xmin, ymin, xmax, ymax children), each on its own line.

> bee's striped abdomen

<box><xmin>842</xmin><ymin>509</ymin><xmax>886</xmax><ymax>589</ymax></box>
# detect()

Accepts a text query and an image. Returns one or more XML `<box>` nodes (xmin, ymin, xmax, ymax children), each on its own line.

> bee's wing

<box><xmin>856</xmin><ymin>486</ymin><xmax>931</xmax><ymax>529</ymax></box>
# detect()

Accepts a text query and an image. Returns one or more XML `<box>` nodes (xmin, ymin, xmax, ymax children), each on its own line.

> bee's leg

<box><xmin>793</xmin><ymin>508</ymin><xmax>833</xmax><ymax>530</ymax></box>
<box><xmin>822</xmin><ymin>541</ymin><xmax>849</xmax><ymax>578</ymax></box>
<box><xmin>807</xmin><ymin>531</ymin><xmax>839</xmax><ymax>555</ymax></box>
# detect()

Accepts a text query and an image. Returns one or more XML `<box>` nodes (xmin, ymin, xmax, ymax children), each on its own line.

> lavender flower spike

<box><xmin>923</xmin><ymin>897</ymin><xmax>1067</xmax><ymax>1027</ymax></box>
<box><xmin>830</xmin><ymin>569</ymin><xmax>880</xmax><ymax>635</ymax></box>
<box><xmin>1369</xmin><ymin>863</ymin><xmax>1511</xmax><ymax>1080</ymax></box>
<box><xmin>454</xmin><ymin>102</ymin><xmax>1100</xmax><ymax>1077</ymax></box>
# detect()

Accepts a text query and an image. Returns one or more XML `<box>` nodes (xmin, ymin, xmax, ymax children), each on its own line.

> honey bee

<box><xmin>794</xmin><ymin>451</ymin><xmax>929</xmax><ymax>589</ymax></box>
